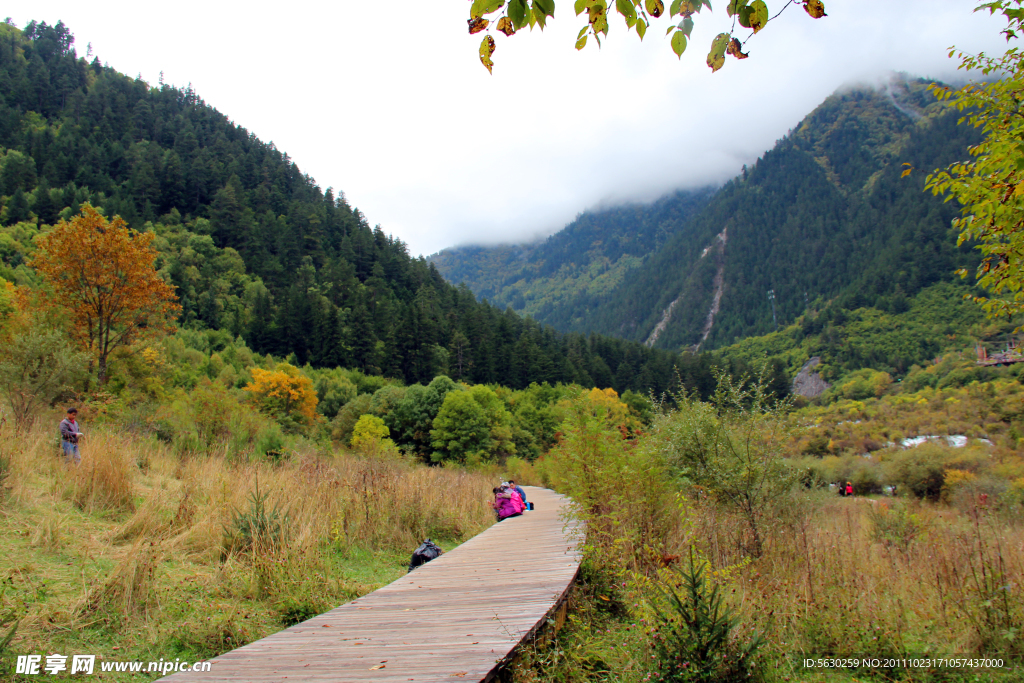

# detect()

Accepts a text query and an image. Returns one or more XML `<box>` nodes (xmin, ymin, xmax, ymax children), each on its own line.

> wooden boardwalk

<box><xmin>165</xmin><ymin>486</ymin><xmax>580</xmax><ymax>682</ymax></box>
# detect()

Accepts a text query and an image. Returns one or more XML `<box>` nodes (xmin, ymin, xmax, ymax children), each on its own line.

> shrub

<box><xmin>350</xmin><ymin>414</ymin><xmax>395</xmax><ymax>456</ymax></box>
<box><xmin>223</xmin><ymin>483</ymin><xmax>287</xmax><ymax>556</ymax></box>
<box><xmin>254</xmin><ymin>423</ymin><xmax>286</xmax><ymax>461</ymax></box>
<box><xmin>802</xmin><ymin>434</ymin><xmax>830</xmax><ymax>457</ymax></box>
<box><xmin>0</xmin><ymin>319</ymin><xmax>88</xmax><ymax>430</ymax></box>
<box><xmin>167</xmin><ymin>607</ymin><xmax>254</xmax><ymax>658</ymax></box>
<box><xmin>651</xmin><ymin>552</ymin><xmax>763</xmax><ymax>683</ymax></box>
<box><xmin>883</xmin><ymin>445</ymin><xmax>951</xmax><ymax>500</ymax></box>
<box><xmin>833</xmin><ymin>369</ymin><xmax>893</xmax><ymax>401</ymax></box>
<box><xmin>331</xmin><ymin>394</ymin><xmax>373</xmax><ymax>443</ymax></box>
<box><xmin>659</xmin><ymin>371</ymin><xmax>796</xmax><ymax>557</ymax></box>
<box><xmin>278</xmin><ymin>598</ymin><xmax>324</xmax><ymax>627</ymax></box>
<box><xmin>312</xmin><ymin>371</ymin><xmax>356</xmax><ymax>420</ymax></box>
<box><xmin>868</xmin><ymin>501</ymin><xmax>926</xmax><ymax>551</ymax></box>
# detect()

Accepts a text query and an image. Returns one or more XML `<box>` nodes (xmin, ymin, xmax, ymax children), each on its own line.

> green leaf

<box><xmin>747</xmin><ymin>0</ymin><xmax>768</xmax><ymax>32</ymax></box>
<box><xmin>737</xmin><ymin>5</ymin><xmax>752</xmax><ymax>26</ymax></box>
<box><xmin>636</xmin><ymin>16</ymin><xmax>648</xmax><ymax>38</ymax></box>
<box><xmin>680</xmin><ymin>16</ymin><xmax>694</xmax><ymax>35</ymax></box>
<box><xmin>575</xmin><ymin>0</ymin><xmax>589</xmax><ymax>14</ymax></box>
<box><xmin>671</xmin><ymin>29</ymin><xmax>688</xmax><ymax>58</ymax></box>
<box><xmin>535</xmin><ymin>0</ymin><xmax>556</xmax><ymax>17</ymax></box>
<box><xmin>471</xmin><ymin>0</ymin><xmax>506</xmax><ymax>20</ymax></box>
<box><xmin>576</xmin><ymin>33</ymin><xmax>589</xmax><ymax>49</ymax></box>
<box><xmin>707</xmin><ymin>32</ymin><xmax>729</xmax><ymax>71</ymax></box>
<box><xmin>479</xmin><ymin>35</ymin><xmax>496</xmax><ymax>74</ymax></box>
<box><xmin>670</xmin><ymin>0</ymin><xmax>683</xmax><ymax>16</ymax></box>
<box><xmin>727</xmin><ymin>0</ymin><xmax>747</xmax><ymax>17</ymax></box>
<box><xmin>616</xmin><ymin>0</ymin><xmax>637</xmax><ymax>22</ymax></box>
<box><xmin>645</xmin><ymin>0</ymin><xmax>665</xmax><ymax>17</ymax></box>
<box><xmin>510</xmin><ymin>0</ymin><xmax>529</xmax><ymax>27</ymax></box>
<box><xmin>578</xmin><ymin>25</ymin><xmax>590</xmax><ymax>38</ymax></box>
<box><xmin>589</xmin><ymin>3</ymin><xmax>610</xmax><ymax>33</ymax></box>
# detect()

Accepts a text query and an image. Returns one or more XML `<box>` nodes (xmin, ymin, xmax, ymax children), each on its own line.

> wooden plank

<box><xmin>161</xmin><ymin>486</ymin><xmax>579</xmax><ymax>683</ymax></box>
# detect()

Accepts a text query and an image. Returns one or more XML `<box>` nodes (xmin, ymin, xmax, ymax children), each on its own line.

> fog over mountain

<box><xmin>5</xmin><ymin>1</ymin><xmax>1008</xmax><ymax>256</ymax></box>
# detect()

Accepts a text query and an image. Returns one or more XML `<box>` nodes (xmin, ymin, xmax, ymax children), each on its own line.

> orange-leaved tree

<box><xmin>244</xmin><ymin>364</ymin><xmax>319</xmax><ymax>426</ymax></box>
<box><xmin>29</xmin><ymin>204</ymin><xmax>181</xmax><ymax>385</ymax></box>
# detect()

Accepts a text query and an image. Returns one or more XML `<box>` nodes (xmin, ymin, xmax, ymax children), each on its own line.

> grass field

<box><xmin>0</xmin><ymin>414</ymin><xmax>496</xmax><ymax>680</ymax></box>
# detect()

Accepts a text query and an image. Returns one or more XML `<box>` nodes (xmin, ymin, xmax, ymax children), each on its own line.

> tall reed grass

<box><xmin>0</xmin><ymin>411</ymin><xmax>498</xmax><ymax>664</ymax></box>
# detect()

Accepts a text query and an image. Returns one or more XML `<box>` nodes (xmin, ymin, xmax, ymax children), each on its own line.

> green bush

<box><xmin>254</xmin><ymin>423</ymin><xmax>286</xmax><ymax>461</ymax></box>
<box><xmin>331</xmin><ymin>394</ymin><xmax>373</xmax><ymax>443</ymax></box>
<box><xmin>223</xmin><ymin>484</ymin><xmax>287</xmax><ymax>556</ymax></box>
<box><xmin>883</xmin><ymin>444</ymin><xmax>991</xmax><ymax>500</ymax></box>
<box><xmin>883</xmin><ymin>447</ymin><xmax>948</xmax><ymax>500</ymax></box>
<box><xmin>868</xmin><ymin>501</ymin><xmax>926</xmax><ymax>551</ymax></box>
<box><xmin>312</xmin><ymin>370</ymin><xmax>357</xmax><ymax>420</ymax></box>
<box><xmin>652</xmin><ymin>552</ymin><xmax>763</xmax><ymax>683</ymax></box>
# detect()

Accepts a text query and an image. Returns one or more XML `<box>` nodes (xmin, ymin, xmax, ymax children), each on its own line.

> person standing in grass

<box><xmin>59</xmin><ymin>407</ymin><xmax>83</xmax><ymax>465</ymax></box>
<box><xmin>845</xmin><ymin>481</ymin><xmax>854</xmax><ymax>497</ymax></box>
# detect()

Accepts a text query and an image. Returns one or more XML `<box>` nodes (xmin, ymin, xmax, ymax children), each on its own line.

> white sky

<box><xmin>5</xmin><ymin>1</ymin><xmax>1009</xmax><ymax>257</ymax></box>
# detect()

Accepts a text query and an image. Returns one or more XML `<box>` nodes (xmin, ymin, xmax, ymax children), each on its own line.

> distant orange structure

<box><xmin>976</xmin><ymin>339</ymin><xmax>1024</xmax><ymax>366</ymax></box>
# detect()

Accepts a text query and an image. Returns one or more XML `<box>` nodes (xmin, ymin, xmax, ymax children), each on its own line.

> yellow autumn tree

<box><xmin>350</xmin><ymin>414</ymin><xmax>397</xmax><ymax>456</ymax></box>
<box><xmin>29</xmin><ymin>205</ymin><xmax>181</xmax><ymax>385</ymax></box>
<box><xmin>583</xmin><ymin>387</ymin><xmax>642</xmax><ymax>435</ymax></box>
<box><xmin>244</xmin><ymin>364</ymin><xmax>319</xmax><ymax>426</ymax></box>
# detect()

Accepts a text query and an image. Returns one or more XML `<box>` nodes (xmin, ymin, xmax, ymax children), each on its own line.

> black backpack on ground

<box><xmin>408</xmin><ymin>539</ymin><xmax>443</xmax><ymax>572</ymax></box>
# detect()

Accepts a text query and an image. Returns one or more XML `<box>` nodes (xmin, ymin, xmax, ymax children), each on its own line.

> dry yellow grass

<box><xmin>0</xmin><ymin>411</ymin><xmax>498</xmax><ymax>675</ymax></box>
<box><xmin>690</xmin><ymin>493</ymin><xmax>1024</xmax><ymax>666</ymax></box>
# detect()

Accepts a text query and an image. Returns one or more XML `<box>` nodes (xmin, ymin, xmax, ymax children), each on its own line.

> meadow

<box><xmin>0</xmin><ymin>414</ymin><xmax>497</xmax><ymax>679</ymax></box>
<box><xmin>511</xmin><ymin>373</ymin><xmax>1024</xmax><ymax>683</ymax></box>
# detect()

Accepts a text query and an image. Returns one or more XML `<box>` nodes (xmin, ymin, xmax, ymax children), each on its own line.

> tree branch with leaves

<box><xmin>924</xmin><ymin>1</ymin><xmax>1024</xmax><ymax>323</ymax></box>
<box><xmin>467</xmin><ymin>0</ymin><xmax>826</xmax><ymax>74</ymax></box>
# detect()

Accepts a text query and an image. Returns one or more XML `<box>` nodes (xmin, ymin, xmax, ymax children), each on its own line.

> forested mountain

<box><xmin>431</xmin><ymin>77</ymin><xmax>982</xmax><ymax>352</ymax></box>
<box><xmin>429</xmin><ymin>188</ymin><xmax>713</xmax><ymax>322</ymax></box>
<box><xmin>0</xmin><ymin>19</ymin><xmax>707</xmax><ymax>396</ymax></box>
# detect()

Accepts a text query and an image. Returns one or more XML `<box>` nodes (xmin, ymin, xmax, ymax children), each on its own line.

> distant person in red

<box><xmin>845</xmin><ymin>481</ymin><xmax>854</xmax><ymax>497</ymax></box>
<box><xmin>59</xmin><ymin>407</ymin><xmax>83</xmax><ymax>465</ymax></box>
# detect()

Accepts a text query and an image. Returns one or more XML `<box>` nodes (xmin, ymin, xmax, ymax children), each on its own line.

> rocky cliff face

<box><xmin>792</xmin><ymin>357</ymin><xmax>830</xmax><ymax>398</ymax></box>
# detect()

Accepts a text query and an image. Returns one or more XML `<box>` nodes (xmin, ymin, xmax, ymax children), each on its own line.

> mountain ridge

<box><xmin>430</xmin><ymin>75</ymin><xmax>981</xmax><ymax>353</ymax></box>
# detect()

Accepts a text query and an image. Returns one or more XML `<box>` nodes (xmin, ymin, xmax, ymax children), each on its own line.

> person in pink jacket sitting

<box><xmin>505</xmin><ymin>482</ymin><xmax>525</xmax><ymax>514</ymax></box>
<box><xmin>492</xmin><ymin>485</ymin><xmax>522</xmax><ymax>521</ymax></box>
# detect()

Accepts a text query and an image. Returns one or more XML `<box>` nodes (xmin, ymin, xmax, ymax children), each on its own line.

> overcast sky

<box><xmin>5</xmin><ymin>1</ymin><xmax>1009</xmax><ymax>256</ymax></box>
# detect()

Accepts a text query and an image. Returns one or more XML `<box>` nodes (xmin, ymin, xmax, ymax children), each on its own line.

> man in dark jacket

<box><xmin>59</xmin><ymin>408</ymin><xmax>83</xmax><ymax>465</ymax></box>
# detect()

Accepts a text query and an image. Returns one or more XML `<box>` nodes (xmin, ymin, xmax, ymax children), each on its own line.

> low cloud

<box><xmin>10</xmin><ymin>0</ymin><xmax>1009</xmax><ymax>256</ymax></box>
